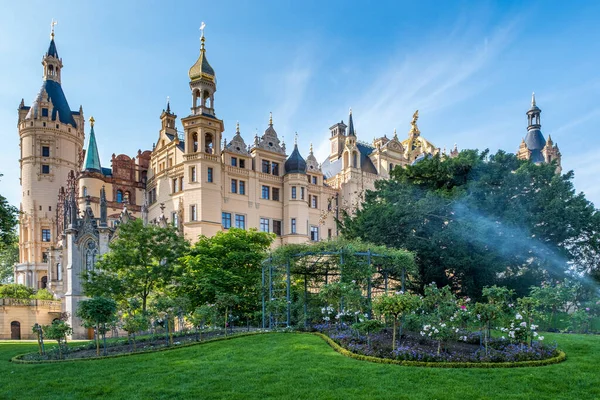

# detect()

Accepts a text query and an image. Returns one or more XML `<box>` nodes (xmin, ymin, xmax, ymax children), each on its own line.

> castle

<box><xmin>12</xmin><ymin>27</ymin><xmax>560</xmax><ymax>338</ymax></box>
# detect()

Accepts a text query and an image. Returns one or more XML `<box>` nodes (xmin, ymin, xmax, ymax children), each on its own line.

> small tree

<box><xmin>352</xmin><ymin>320</ymin><xmax>384</xmax><ymax>347</ymax></box>
<box><xmin>77</xmin><ymin>297</ymin><xmax>117</xmax><ymax>356</ymax></box>
<box><xmin>32</xmin><ymin>323</ymin><xmax>45</xmax><ymax>355</ymax></box>
<box><xmin>121</xmin><ymin>313</ymin><xmax>149</xmax><ymax>351</ymax></box>
<box><xmin>373</xmin><ymin>292</ymin><xmax>421</xmax><ymax>350</ymax></box>
<box><xmin>42</xmin><ymin>320</ymin><xmax>72</xmax><ymax>359</ymax></box>
<box><xmin>188</xmin><ymin>304</ymin><xmax>214</xmax><ymax>341</ymax></box>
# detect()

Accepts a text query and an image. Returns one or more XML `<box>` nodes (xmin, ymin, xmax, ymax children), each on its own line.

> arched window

<box><xmin>41</xmin><ymin>276</ymin><xmax>48</xmax><ymax>289</ymax></box>
<box><xmin>82</xmin><ymin>186</ymin><xmax>88</xmax><ymax>197</ymax></box>
<box><xmin>125</xmin><ymin>191</ymin><xmax>131</xmax><ymax>204</ymax></box>
<box><xmin>116</xmin><ymin>190</ymin><xmax>123</xmax><ymax>203</ymax></box>
<box><xmin>192</xmin><ymin>133</ymin><xmax>198</xmax><ymax>152</ymax></box>
<box><xmin>343</xmin><ymin>152</ymin><xmax>349</xmax><ymax>169</ymax></box>
<box><xmin>48</xmin><ymin>65</ymin><xmax>54</xmax><ymax>76</ymax></box>
<box><xmin>389</xmin><ymin>163</ymin><xmax>394</xmax><ymax>171</ymax></box>
<box><xmin>352</xmin><ymin>152</ymin><xmax>358</xmax><ymax>168</ymax></box>
<box><xmin>85</xmin><ymin>241</ymin><xmax>98</xmax><ymax>271</ymax></box>
<box><xmin>56</xmin><ymin>262</ymin><xmax>62</xmax><ymax>281</ymax></box>
<box><xmin>205</xmin><ymin>133</ymin><xmax>213</xmax><ymax>154</ymax></box>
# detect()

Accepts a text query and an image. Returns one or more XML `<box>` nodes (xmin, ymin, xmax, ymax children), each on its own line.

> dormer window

<box><xmin>42</xmin><ymin>108</ymin><xmax>49</xmax><ymax>117</ymax></box>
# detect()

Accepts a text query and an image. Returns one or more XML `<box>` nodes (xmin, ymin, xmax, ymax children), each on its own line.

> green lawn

<box><xmin>1</xmin><ymin>332</ymin><xmax>599</xmax><ymax>400</ymax></box>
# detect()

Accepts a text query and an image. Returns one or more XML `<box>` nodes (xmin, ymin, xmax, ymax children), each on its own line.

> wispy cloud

<box><xmin>312</xmin><ymin>16</ymin><xmax>520</xmax><ymax>162</ymax></box>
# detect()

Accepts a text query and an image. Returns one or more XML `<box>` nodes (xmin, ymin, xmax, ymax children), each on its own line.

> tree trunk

<box><xmin>224</xmin><ymin>307</ymin><xmax>228</xmax><ymax>336</ymax></box>
<box><xmin>392</xmin><ymin>316</ymin><xmax>397</xmax><ymax>351</ymax></box>
<box><xmin>103</xmin><ymin>323</ymin><xmax>108</xmax><ymax>356</ymax></box>
<box><xmin>95</xmin><ymin>323</ymin><xmax>100</xmax><ymax>356</ymax></box>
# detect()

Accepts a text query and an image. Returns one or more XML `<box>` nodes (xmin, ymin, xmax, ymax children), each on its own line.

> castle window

<box><xmin>328</xmin><ymin>229</ymin><xmax>332</xmax><ymax>239</ymax></box>
<box><xmin>56</xmin><ymin>263</ymin><xmax>62</xmax><ymax>281</ymax></box>
<box><xmin>231</xmin><ymin>179</ymin><xmax>238</xmax><ymax>194</ymax></box>
<box><xmin>301</xmin><ymin>187</ymin><xmax>305</xmax><ymax>200</ymax></box>
<box><xmin>190</xmin><ymin>205</ymin><xmax>197</xmax><ymax>221</ymax></box>
<box><xmin>42</xmin><ymin>108</ymin><xmax>49</xmax><ymax>117</ymax></box>
<box><xmin>292</xmin><ymin>186</ymin><xmax>297</xmax><ymax>199</ymax></box>
<box><xmin>222</xmin><ymin>212</ymin><xmax>232</xmax><ymax>229</ymax></box>
<box><xmin>261</xmin><ymin>185</ymin><xmax>270</xmax><ymax>200</ymax></box>
<box><xmin>205</xmin><ymin>133</ymin><xmax>213</xmax><ymax>154</ymax></box>
<box><xmin>239</xmin><ymin>159</ymin><xmax>246</xmax><ymax>169</ymax></box>
<box><xmin>272</xmin><ymin>188</ymin><xmax>280</xmax><ymax>201</ymax></box>
<box><xmin>41</xmin><ymin>165</ymin><xmax>50</xmax><ymax>174</ymax></box>
<box><xmin>190</xmin><ymin>166</ymin><xmax>197</xmax><ymax>182</ymax></box>
<box><xmin>235</xmin><ymin>214</ymin><xmax>245</xmax><ymax>229</ymax></box>
<box><xmin>42</xmin><ymin>146</ymin><xmax>50</xmax><ymax>157</ymax></box>
<box><xmin>273</xmin><ymin>220</ymin><xmax>282</xmax><ymax>236</ymax></box>
<box><xmin>179</xmin><ymin>177</ymin><xmax>183</xmax><ymax>192</ymax></box>
<box><xmin>312</xmin><ymin>176</ymin><xmax>317</xmax><ymax>184</ymax></box>
<box><xmin>262</xmin><ymin>160</ymin><xmax>270</xmax><ymax>174</ymax></box>
<box><xmin>172</xmin><ymin>178</ymin><xmax>178</xmax><ymax>193</ymax></box>
<box><xmin>171</xmin><ymin>212</ymin><xmax>179</xmax><ymax>228</ymax></box>
<box><xmin>42</xmin><ymin>252</ymin><xmax>49</xmax><ymax>263</ymax></box>
<box><xmin>260</xmin><ymin>218</ymin><xmax>270</xmax><ymax>233</ymax></box>
<box><xmin>116</xmin><ymin>190</ymin><xmax>123</xmax><ymax>203</ymax></box>
<box><xmin>310</xmin><ymin>226</ymin><xmax>319</xmax><ymax>241</ymax></box>
<box><xmin>271</xmin><ymin>162</ymin><xmax>280</xmax><ymax>176</ymax></box>
<box><xmin>207</xmin><ymin>167</ymin><xmax>213</xmax><ymax>183</ymax></box>
<box><xmin>239</xmin><ymin>181</ymin><xmax>246</xmax><ymax>195</ymax></box>
<box><xmin>231</xmin><ymin>157</ymin><xmax>237</xmax><ymax>167</ymax></box>
<box><xmin>41</xmin><ymin>229</ymin><xmax>51</xmax><ymax>242</ymax></box>
<box><xmin>311</xmin><ymin>195</ymin><xmax>318</xmax><ymax>208</ymax></box>
<box><xmin>82</xmin><ymin>186</ymin><xmax>88</xmax><ymax>197</ymax></box>
<box><xmin>125</xmin><ymin>191</ymin><xmax>132</xmax><ymax>203</ymax></box>
<box><xmin>291</xmin><ymin>218</ymin><xmax>297</xmax><ymax>234</ymax></box>
<box><xmin>192</xmin><ymin>133</ymin><xmax>198</xmax><ymax>152</ymax></box>
<box><xmin>85</xmin><ymin>241</ymin><xmax>97</xmax><ymax>271</ymax></box>
<box><xmin>353</xmin><ymin>152</ymin><xmax>358</xmax><ymax>168</ymax></box>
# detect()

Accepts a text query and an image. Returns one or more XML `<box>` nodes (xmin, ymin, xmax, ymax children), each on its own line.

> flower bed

<box><xmin>315</xmin><ymin>325</ymin><xmax>564</xmax><ymax>367</ymax></box>
<box><xmin>12</xmin><ymin>329</ymin><xmax>264</xmax><ymax>363</ymax></box>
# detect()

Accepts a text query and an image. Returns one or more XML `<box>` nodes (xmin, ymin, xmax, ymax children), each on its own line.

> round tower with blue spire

<box><xmin>15</xmin><ymin>22</ymin><xmax>85</xmax><ymax>290</ymax></box>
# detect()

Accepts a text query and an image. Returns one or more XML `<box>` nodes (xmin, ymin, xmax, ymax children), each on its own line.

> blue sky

<box><xmin>1</xmin><ymin>0</ymin><xmax>599</xmax><ymax>208</ymax></box>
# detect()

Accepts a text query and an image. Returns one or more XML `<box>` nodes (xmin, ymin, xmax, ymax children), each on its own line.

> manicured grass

<box><xmin>1</xmin><ymin>332</ymin><xmax>599</xmax><ymax>399</ymax></box>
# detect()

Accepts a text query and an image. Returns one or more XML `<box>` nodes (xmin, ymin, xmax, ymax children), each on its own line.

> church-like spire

<box><xmin>83</xmin><ymin>117</ymin><xmax>102</xmax><ymax>173</ymax></box>
<box><xmin>46</xmin><ymin>19</ymin><xmax>59</xmax><ymax>58</ymax></box>
<box><xmin>188</xmin><ymin>22</ymin><xmax>215</xmax><ymax>82</ymax></box>
<box><xmin>347</xmin><ymin>108</ymin><xmax>355</xmax><ymax>136</ymax></box>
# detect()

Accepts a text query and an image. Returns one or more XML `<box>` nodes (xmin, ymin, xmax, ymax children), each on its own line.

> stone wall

<box><xmin>0</xmin><ymin>299</ymin><xmax>62</xmax><ymax>340</ymax></box>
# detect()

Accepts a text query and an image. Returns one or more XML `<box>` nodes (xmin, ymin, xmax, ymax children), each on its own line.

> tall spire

<box><xmin>269</xmin><ymin>111</ymin><xmax>273</xmax><ymax>126</ymax></box>
<box><xmin>347</xmin><ymin>108</ymin><xmax>355</xmax><ymax>136</ymax></box>
<box><xmin>83</xmin><ymin>117</ymin><xmax>102</xmax><ymax>173</ymax></box>
<box><xmin>188</xmin><ymin>22</ymin><xmax>215</xmax><ymax>82</ymax></box>
<box><xmin>531</xmin><ymin>92</ymin><xmax>536</xmax><ymax>107</ymax></box>
<box><xmin>47</xmin><ymin>19</ymin><xmax>59</xmax><ymax>58</ymax></box>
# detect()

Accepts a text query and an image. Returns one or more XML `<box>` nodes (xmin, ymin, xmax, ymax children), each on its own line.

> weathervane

<box><xmin>50</xmin><ymin>19</ymin><xmax>57</xmax><ymax>39</ymax></box>
<box><xmin>199</xmin><ymin>22</ymin><xmax>206</xmax><ymax>39</ymax></box>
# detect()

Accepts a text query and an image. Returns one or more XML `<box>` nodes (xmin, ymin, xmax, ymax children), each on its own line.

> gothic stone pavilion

<box><xmin>15</xmin><ymin>28</ymin><xmax>559</xmax><ymax>338</ymax></box>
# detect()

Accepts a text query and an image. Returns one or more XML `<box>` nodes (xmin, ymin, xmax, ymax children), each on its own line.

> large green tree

<box><xmin>83</xmin><ymin>219</ymin><xmax>188</xmax><ymax>312</ymax></box>
<box><xmin>341</xmin><ymin>150</ymin><xmax>600</xmax><ymax>297</ymax></box>
<box><xmin>177</xmin><ymin>228</ymin><xmax>273</xmax><ymax>322</ymax></box>
<box><xmin>0</xmin><ymin>174</ymin><xmax>18</xmax><ymax>248</ymax></box>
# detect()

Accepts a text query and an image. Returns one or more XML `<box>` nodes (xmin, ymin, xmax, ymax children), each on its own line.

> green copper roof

<box><xmin>83</xmin><ymin>123</ymin><xmax>102</xmax><ymax>173</ymax></box>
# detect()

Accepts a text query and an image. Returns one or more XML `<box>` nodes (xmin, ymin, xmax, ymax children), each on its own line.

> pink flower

<box><xmin>461</xmin><ymin>305</ymin><xmax>467</xmax><ymax>310</ymax></box>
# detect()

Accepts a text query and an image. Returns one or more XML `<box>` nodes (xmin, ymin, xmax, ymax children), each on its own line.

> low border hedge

<box><xmin>312</xmin><ymin>332</ymin><xmax>567</xmax><ymax>368</ymax></box>
<box><xmin>10</xmin><ymin>331</ymin><xmax>269</xmax><ymax>364</ymax></box>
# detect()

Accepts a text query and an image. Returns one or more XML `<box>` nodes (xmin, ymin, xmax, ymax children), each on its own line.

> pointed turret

<box><xmin>189</xmin><ymin>23</ymin><xmax>217</xmax><ymax>117</ymax></box>
<box><xmin>347</xmin><ymin>108</ymin><xmax>355</xmax><ymax>136</ymax></box>
<box><xmin>524</xmin><ymin>92</ymin><xmax>546</xmax><ymax>163</ymax></box>
<box><xmin>284</xmin><ymin>139</ymin><xmax>307</xmax><ymax>175</ymax></box>
<box><xmin>83</xmin><ymin>117</ymin><xmax>102</xmax><ymax>173</ymax></box>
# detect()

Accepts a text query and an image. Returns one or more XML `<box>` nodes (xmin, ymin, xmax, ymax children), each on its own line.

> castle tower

<box><xmin>283</xmin><ymin>137</ymin><xmax>309</xmax><ymax>243</ymax></box>
<box><xmin>15</xmin><ymin>26</ymin><xmax>85</xmax><ymax>288</ymax></box>
<box><xmin>179</xmin><ymin>25</ymin><xmax>225</xmax><ymax>238</ymax></box>
<box><xmin>517</xmin><ymin>93</ymin><xmax>561</xmax><ymax>171</ymax></box>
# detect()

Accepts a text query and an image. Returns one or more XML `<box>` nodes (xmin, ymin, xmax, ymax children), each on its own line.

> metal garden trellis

<box><xmin>261</xmin><ymin>248</ymin><xmax>407</xmax><ymax>329</ymax></box>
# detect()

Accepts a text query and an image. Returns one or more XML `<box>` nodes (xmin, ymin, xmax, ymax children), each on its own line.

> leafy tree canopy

<box><xmin>341</xmin><ymin>150</ymin><xmax>600</xmax><ymax>297</ymax></box>
<box><xmin>177</xmin><ymin>228</ymin><xmax>273</xmax><ymax>318</ymax></box>
<box><xmin>83</xmin><ymin>219</ymin><xmax>189</xmax><ymax>312</ymax></box>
